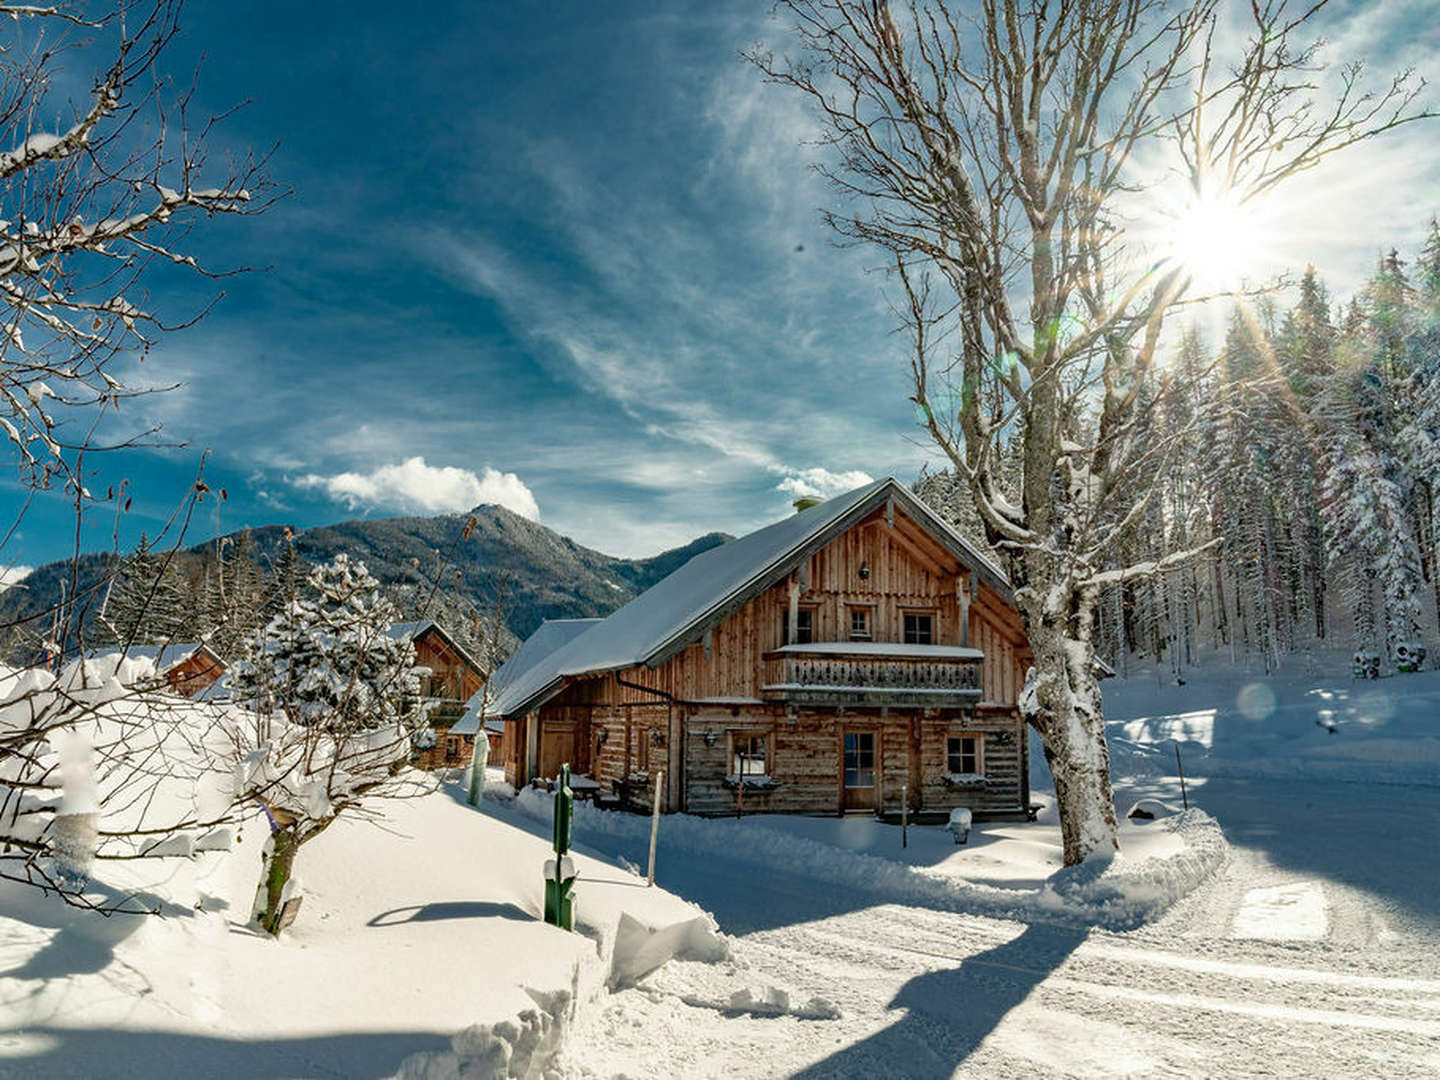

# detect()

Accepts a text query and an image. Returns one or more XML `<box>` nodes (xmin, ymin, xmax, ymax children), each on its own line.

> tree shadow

<box><xmin>0</xmin><ymin>1026</ymin><xmax>451</xmax><ymax>1080</ymax></box>
<box><xmin>789</xmin><ymin>924</ymin><xmax>1088</xmax><ymax>1079</ymax></box>
<box><xmin>0</xmin><ymin>883</ymin><xmax>192</xmax><ymax>983</ymax></box>
<box><xmin>367</xmin><ymin>900</ymin><xmax>530</xmax><ymax>927</ymax></box>
<box><xmin>1179</xmin><ymin>776</ymin><xmax>1440</xmax><ymax>930</ymax></box>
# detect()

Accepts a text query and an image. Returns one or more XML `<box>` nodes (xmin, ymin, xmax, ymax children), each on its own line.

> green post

<box><xmin>543</xmin><ymin>762</ymin><xmax>576</xmax><ymax>930</ymax></box>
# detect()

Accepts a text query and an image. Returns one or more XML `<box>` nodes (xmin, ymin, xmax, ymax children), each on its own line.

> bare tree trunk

<box><xmin>1026</xmin><ymin>618</ymin><xmax>1119</xmax><ymax>866</ymax></box>
<box><xmin>261</xmin><ymin>828</ymin><xmax>301</xmax><ymax>935</ymax></box>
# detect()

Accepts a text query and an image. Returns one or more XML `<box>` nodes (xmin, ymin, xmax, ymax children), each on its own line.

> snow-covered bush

<box><xmin>225</xmin><ymin>555</ymin><xmax>429</xmax><ymax>933</ymax></box>
<box><xmin>0</xmin><ymin>654</ymin><xmax>239</xmax><ymax>904</ymax></box>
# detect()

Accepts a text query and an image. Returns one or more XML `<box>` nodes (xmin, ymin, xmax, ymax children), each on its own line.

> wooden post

<box><xmin>1175</xmin><ymin>744</ymin><xmax>1189</xmax><ymax>810</ymax></box>
<box><xmin>902</xmin><ymin>783</ymin><xmax>908</xmax><ymax>849</ymax></box>
<box><xmin>647</xmin><ymin>769</ymin><xmax>664</xmax><ymax>885</ymax></box>
<box><xmin>788</xmin><ymin>577</ymin><xmax>800</xmax><ymax>645</ymax></box>
<box><xmin>957</xmin><ymin>573</ymin><xmax>972</xmax><ymax>647</ymax></box>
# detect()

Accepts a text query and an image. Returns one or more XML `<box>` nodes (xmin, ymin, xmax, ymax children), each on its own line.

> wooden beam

<box><xmin>958</xmin><ymin>572</ymin><xmax>972</xmax><ymax>647</ymax></box>
<box><xmin>788</xmin><ymin>576</ymin><xmax>800</xmax><ymax>645</ymax></box>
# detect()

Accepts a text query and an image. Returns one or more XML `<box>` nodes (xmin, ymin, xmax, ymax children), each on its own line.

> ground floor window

<box><xmin>843</xmin><ymin>731</ymin><xmax>876</xmax><ymax>787</ymax></box>
<box><xmin>946</xmin><ymin>734</ymin><xmax>983</xmax><ymax>775</ymax></box>
<box><xmin>731</xmin><ymin>732</ymin><xmax>769</xmax><ymax>777</ymax></box>
<box><xmin>444</xmin><ymin>736</ymin><xmax>460</xmax><ymax>762</ymax></box>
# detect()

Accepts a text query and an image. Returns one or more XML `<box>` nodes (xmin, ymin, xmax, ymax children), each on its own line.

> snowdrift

<box><xmin>505</xmin><ymin>787</ymin><xmax>1227</xmax><ymax>932</ymax></box>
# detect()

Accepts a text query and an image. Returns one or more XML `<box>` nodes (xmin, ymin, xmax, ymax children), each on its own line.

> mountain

<box><xmin>0</xmin><ymin>506</ymin><xmax>731</xmax><ymax>659</ymax></box>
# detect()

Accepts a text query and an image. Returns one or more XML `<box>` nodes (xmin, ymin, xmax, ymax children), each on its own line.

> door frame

<box><xmin>839</xmin><ymin>726</ymin><xmax>881</xmax><ymax>813</ymax></box>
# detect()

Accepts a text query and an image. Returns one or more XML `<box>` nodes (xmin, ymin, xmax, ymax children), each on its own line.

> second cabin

<box><xmin>483</xmin><ymin>477</ymin><xmax>1033</xmax><ymax>819</ymax></box>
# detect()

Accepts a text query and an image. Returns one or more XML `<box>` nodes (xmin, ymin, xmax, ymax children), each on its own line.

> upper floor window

<box><xmin>781</xmin><ymin>607</ymin><xmax>814</xmax><ymax>646</ymax></box>
<box><xmin>849</xmin><ymin>607</ymin><xmax>871</xmax><ymax>640</ymax></box>
<box><xmin>903</xmin><ymin>613</ymin><xmax>934</xmax><ymax>645</ymax></box>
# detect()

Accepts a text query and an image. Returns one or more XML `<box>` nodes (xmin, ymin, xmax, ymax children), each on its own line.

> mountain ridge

<box><xmin>0</xmin><ymin>504</ymin><xmax>732</xmax><ymax>658</ymax></box>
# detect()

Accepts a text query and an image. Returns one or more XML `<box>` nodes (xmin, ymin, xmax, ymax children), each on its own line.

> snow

<box><xmin>774</xmin><ymin>640</ymin><xmax>984</xmax><ymax>659</ymax></box>
<box><xmin>1232</xmin><ymin>881</ymin><xmax>1329</xmax><ymax>941</ymax></box>
<box><xmin>4</xmin><ymin>653</ymin><xmax>1438</xmax><ymax>1077</ymax></box>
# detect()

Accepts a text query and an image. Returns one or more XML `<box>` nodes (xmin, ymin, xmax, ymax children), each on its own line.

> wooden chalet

<box><xmin>388</xmin><ymin>620</ymin><xmax>487</xmax><ymax>770</ymax></box>
<box><xmin>485</xmin><ymin>478</ymin><xmax>1034</xmax><ymax>819</ymax></box>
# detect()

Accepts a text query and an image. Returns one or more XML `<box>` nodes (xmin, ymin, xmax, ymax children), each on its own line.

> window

<box><xmin>849</xmin><ymin>606</ymin><xmax>871</xmax><ymax>640</ymax></box>
<box><xmin>731</xmin><ymin>733</ymin><xmax>769</xmax><ymax>777</ymax></box>
<box><xmin>903</xmin><ymin>613</ymin><xmax>935</xmax><ymax>645</ymax></box>
<box><xmin>782</xmin><ymin>608</ymin><xmax>814</xmax><ymax>645</ymax></box>
<box><xmin>946</xmin><ymin>735</ymin><xmax>983</xmax><ymax>776</ymax></box>
<box><xmin>444</xmin><ymin>736</ymin><xmax>460</xmax><ymax>763</ymax></box>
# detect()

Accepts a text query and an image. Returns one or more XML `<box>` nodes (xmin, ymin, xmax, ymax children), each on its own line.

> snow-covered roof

<box><xmin>481</xmin><ymin>477</ymin><xmax>1008</xmax><ymax>720</ymax></box>
<box><xmin>84</xmin><ymin>642</ymin><xmax>220</xmax><ymax>672</ymax></box>
<box><xmin>774</xmin><ymin>641</ymin><xmax>984</xmax><ymax>660</ymax></box>
<box><xmin>449</xmin><ymin>618</ymin><xmax>601</xmax><ymax>734</ymax></box>
<box><xmin>385</xmin><ymin>620</ymin><xmax>435</xmax><ymax>642</ymax></box>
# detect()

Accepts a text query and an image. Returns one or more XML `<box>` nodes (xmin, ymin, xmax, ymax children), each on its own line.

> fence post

<box><xmin>544</xmin><ymin>763</ymin><xmax>576</xmax><ymax>930</ymax></box>
<box><xmin>647</xmin><ymin>769</ymin><xmax>664</xmax><ymax>886</ymax></box>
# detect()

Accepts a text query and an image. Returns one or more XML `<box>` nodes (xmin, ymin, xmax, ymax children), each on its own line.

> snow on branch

<box><xmin>1082</xmin><ymin>538</ymin><xmax>1225</xmax><ymax>591</ymax></box>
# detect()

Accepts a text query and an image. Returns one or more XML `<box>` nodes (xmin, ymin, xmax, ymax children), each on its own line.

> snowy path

<box><xmin>560</xmin><ymin>780</ymin><xmax>1440</xmax><ymax>1079</ymax></box>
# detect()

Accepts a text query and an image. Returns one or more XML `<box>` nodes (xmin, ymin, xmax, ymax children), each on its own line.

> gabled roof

<box><xmin>385</xmin><ymin>618</ymin><xmax>484</xmax><ymax>674</ymax></box>
<box><xmin>480</xmin><ymin>477</ymin><xmax>1008</xmax><ymax>721</ymax></box>
<box><xmin>448</xmin><ymin>618</ymin><xmax>600</xmax><ymax>734</ymax></box>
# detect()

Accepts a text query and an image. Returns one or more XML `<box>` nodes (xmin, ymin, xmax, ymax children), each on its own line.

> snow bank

<box><xmin>508</xmin><ymin>791</ymin><xmax>1227</xmax><ymax>932</ymax></box>
<box><xmin>507</xmin><ymin>786</ymin><xmax>728</xmax><ymax>987</ymax></box>
<box><xmin>1037</xmin><ymin>810</ymin><xmax>1228</xmax><ymax>928</ymax></box>
<box><xmin>1096</xmin><ymin>659</ymin><xmax>1440</xmax><ymax>790</ymax></box>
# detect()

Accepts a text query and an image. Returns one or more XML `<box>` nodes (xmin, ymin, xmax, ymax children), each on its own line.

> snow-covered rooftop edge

<box><xmin>481</xmin><ymin>478</ymin><xmax>1007</xmax><ymax>721</ymax></box>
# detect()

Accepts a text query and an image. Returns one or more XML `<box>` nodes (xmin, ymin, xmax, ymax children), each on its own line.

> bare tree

<box><xmin>750</xmin><ymin>0</ymin><xmax>1431</xmax><ymax>863</ymax></box>
<box><xmin>0</xmin><ymin>0</ymin><xmax>274</xmax><ymax>901</ymax></box>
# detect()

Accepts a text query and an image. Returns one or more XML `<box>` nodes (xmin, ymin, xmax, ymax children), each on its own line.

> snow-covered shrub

<box><xmin>225</xmin><ymin>555</ymin><xmax>428</xmax><ymax>933</ymax></box>
<box><xmin>1395</xmin><ymin>640</ymin><xmax>1426</xmax><ymax>673</ymax></box>
<box><xmin>0</xmin><ymin>655</ymin><xmax>241</xmax><ymax>903</ymax></box>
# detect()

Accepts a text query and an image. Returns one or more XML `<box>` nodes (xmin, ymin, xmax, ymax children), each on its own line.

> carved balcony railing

<box><xmin>760</xmin><ymin>642</ymin><xmax>983</xmax><ymax>708</ymax></box>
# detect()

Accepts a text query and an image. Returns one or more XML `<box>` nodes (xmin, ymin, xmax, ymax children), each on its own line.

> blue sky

<box><xmin>7</xmin><ymin>0</ymin><xmax>1440</xmax><ymax>568</ymax></box>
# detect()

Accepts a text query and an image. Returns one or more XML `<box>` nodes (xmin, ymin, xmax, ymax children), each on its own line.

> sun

<box><xmin>1165</xmin><ymin>186</ymin><xmax>1269</xmax><ymax>293</ymax></box>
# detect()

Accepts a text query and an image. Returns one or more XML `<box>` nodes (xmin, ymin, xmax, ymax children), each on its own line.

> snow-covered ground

<box><xmin>549</xmin><ymin>659</ymin><xmax>1440</xmax><ymax>1078</ymax></box>
<box><xmin>2</xmin><ymin>656</ymin><xmax>1437</xmax><ymax>1078</ymax></box>
<box><xmin>0</xmin><ymin>768</ymin><xmax>720</xmax><ymax>1080</ymax></box>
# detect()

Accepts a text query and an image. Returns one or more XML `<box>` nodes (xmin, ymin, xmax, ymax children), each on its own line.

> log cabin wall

<box><xmin>613</xmin><ymin>507</ymin><xmax>1030</xmax><ymax>707</ymax></box>
<box><xmin>413</xmin><ymin>631</ymin><xmax>484</xmax><ymax>704</ymax></box>
<box><xmin>678</xmin><ymin>706</ymin><xmax>1023</xmax><ymax>816</ymax></box>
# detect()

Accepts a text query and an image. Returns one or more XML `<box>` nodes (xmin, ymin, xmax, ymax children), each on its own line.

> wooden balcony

<box><xmin>760</xmin><ymin>642</ymin><xmax>983</xmax><ymax>708</ymax></box>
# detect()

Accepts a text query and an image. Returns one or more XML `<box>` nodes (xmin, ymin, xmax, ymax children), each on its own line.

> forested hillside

<box><xmin>0</xmin><ymin>505</ymin><xmax>729</xmax><ymax>665</ymax></box>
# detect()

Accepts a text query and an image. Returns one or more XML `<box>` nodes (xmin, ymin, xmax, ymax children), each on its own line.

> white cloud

<box><xmin>0</xmin><ymin>565</ymin><xmax>32</xmax><ymax>592</ymax></box>
<box><xmin>295</xmin><ymin>457</ymin><xmax>540</xmax><ymax>520</ymax></box>
<box><xmin>775</xmin><ymin>467</ymin><xmax>875</xmax><ymax>501</ymax></box>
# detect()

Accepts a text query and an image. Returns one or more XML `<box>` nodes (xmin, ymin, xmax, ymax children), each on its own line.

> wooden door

<box><xmin>539</xmin><ymin>727</ymin><xmax>573</xmax><ymax>781</ymax></box>
<box><xmin>842</xmin><ymin>729</ymin><xmax>878</xmax><ymax>812</ymax></box>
